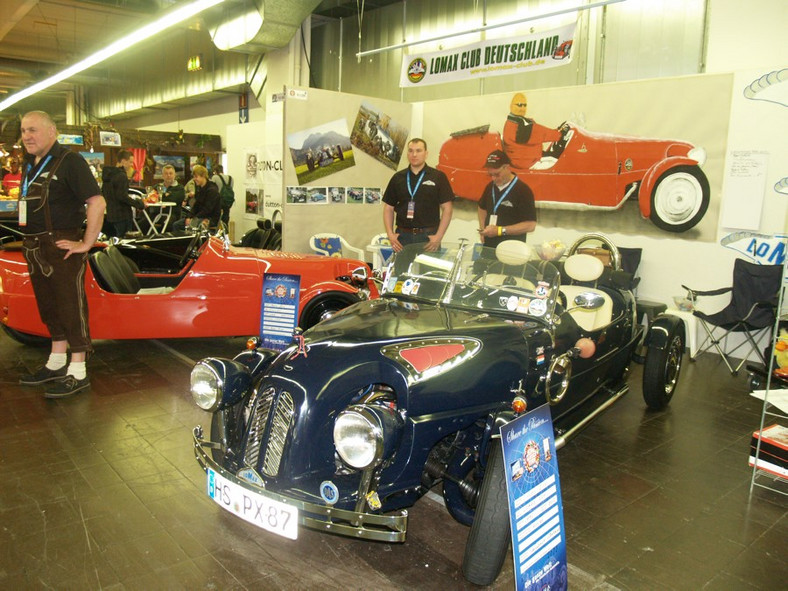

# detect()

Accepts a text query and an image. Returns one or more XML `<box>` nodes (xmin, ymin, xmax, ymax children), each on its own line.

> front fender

<box><xmin>644</xmin><ymin>313</ymin><xmax>685</xmax><ymax>350</ymax></box>
<box><xmin>638</xmin><ymin>156</ymin><xmax>701</xmax><ymax>218</ymax></box>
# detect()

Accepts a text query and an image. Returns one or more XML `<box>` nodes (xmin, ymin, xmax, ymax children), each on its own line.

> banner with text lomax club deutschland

<box><xmin>400</xmin><ymin>21</ymin><xmax>576</xmax><ymax>88</ymax></box>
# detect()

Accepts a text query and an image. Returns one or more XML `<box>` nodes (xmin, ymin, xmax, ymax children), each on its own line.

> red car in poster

<box><xmin>437</xmin><ymin>122</ymin><xmax>710</xmax><ymax>232</ymax></box>
<box><xmin>0</xmin><ymin>234</ymin><xmax>377</xmax><ymax>345</ymax></box>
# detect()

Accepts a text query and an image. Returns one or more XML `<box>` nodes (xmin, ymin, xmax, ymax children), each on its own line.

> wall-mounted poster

<box><xmin>307</xmin><ymin>187</ymin><xmax>327</xmax><ymax>203</ymax></box>
<box><xmin>246</xmin><ymin>188</ymin><xmax>261</xmax><ymax>214</ymax></box>
<box><xmin>99</xmin><ymin>131</ymin><xmax>121</xmax><ymax>146</ymax></box>
<box><xmin>287</xmin><ymin>118</ymin><xmax>355</xmax><ymax>185</ymax></box>
<box><xmin>152</xmin><ymin>155</ymin><xmax>185</xmax><ymax>178</ymax></box>
<box><xmin>364</xmin><ymin>187</ymin><xmax>381</xmax><ymax>204</ymax></box>
<box><xmin>246</xmin><ymin>152</ymin><xmax>259</xmax><ymax>179</ymax></box>
<box><xmin>347</xmin><ymin>186</ymin><xmax>364</xmax><ymax>204</ymax></box>
<box><xmin>286</xmin><ymin>186</ymin><xmax>307</xmax><ymax>204</ymax></box>
<box><xmin>328</xmin><ymin>187</ymin><xmax>345</xmax><ymax>204</ymax></box>
<box><xmin>350</xmin><ymin>101</ymin><xmax>409</xmax><ymax>171</ymax></box>
<box><xmin>79</xmin><ymin>152</ymin><xmax>104</xmax><ymax>182</ymax></box>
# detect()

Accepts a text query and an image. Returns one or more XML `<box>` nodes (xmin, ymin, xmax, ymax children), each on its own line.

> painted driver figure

<box><xmin>503</xmin><ymin>92</ymin><xmax>562</xmax><ymax>169</ymax></box>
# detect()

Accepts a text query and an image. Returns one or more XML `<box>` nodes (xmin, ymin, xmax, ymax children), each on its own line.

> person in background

<box><xmin>477</xmin><ymin>150</ymin><xmax>536</xmax><ymax>250</ymax></box>
<box><xmin>503</xmin><ymin>92</ymin><xmax>562</xmax><ymax>169</ymax></box>
<box><xmin>382</xmin><ymin>138</ymin><xmax>453</xmax><ymax>253</ymax></box>
<box><xmin>1</xmin><ymin>156</ymin><xmax>21</xmax><ymax>195</ymax></box>
<box><xmin>17</xmin><ymin>110</ymin><xmax>106</xmax><ymax>398</ymax></box>
<box><xmin>172</xmin><ymin>164</ymin><xmax>220</xmax><ymax>231</ymax></box>
<box><xmin>157</xmin><ymin>163</ymin><xmax>185</xmax><ymax>226</ymax></box>
<box><xmin>211</xmin><ymin>164</ymin><xmax>234</xmax><ymax>229</ymax></box>
<box><xmin>182</xmin><ymin>176</ymin><xmax>196</xmax><ymax>217</ymax></box>
<box><xmin>102</xmin><ymin>149</ymin><xmax>144</xmax><ymax>237</ymax></box>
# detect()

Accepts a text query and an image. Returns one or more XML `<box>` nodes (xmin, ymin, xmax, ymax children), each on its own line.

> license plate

<box><xmin>207</xmin><ymin>468</ymin><xmax>298</xmax><ymax>540</ymax></box>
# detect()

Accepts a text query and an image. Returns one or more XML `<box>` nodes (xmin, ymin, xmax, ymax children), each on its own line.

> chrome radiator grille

<box><xmin>243</xmin><ymin>386</ymin><xmax>294</xmax><ymax>477</ymax></box>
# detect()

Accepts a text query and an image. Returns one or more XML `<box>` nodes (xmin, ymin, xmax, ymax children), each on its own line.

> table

<box><xmin>136</xmin><ymin>202</ymin><xmax>176</xmax><ymax>236</ymax></box>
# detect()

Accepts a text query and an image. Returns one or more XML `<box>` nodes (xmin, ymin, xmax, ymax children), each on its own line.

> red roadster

<box><xmin>437</xmin><ymin>122</ymin><xmax>710</xmax><ymax>232</ymax></box>
<box><xmin>0</xmin><ymin>233</ymin><xmax>377</xmax><ymax>345</ymax></box>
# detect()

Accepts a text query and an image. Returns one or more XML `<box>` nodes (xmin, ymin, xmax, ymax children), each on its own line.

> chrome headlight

<box><xmin>190</xmin><ymin>358</ymin><xmax>252</xmax><ymax>412</ymax></box>
<box><xmin>333</xmin><ymin>404</ymin><xmax>403</xmax><ymax>470</ymax></box>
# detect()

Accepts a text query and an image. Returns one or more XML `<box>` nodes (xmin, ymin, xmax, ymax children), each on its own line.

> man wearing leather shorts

<box><xmin>17</xmin><ymin>111</ymin><xmax>106</xmax><ymax>398</ymax></box>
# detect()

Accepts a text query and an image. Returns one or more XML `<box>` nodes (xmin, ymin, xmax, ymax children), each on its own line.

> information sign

<box><xmin>500</xmin><ymin>404</ymin><xmax>567</xmax><ymax>591</ymax></box>
<box><xmin>261</xmin><ymin>273</ymin><xmax>300</xmax><ymax>350</ymax></box>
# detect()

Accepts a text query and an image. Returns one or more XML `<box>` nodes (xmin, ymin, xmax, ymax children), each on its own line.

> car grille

<box><xmin>243</xmin><ymin>386</ymin><xmax>294</xmax><ymax>477</ymax></box>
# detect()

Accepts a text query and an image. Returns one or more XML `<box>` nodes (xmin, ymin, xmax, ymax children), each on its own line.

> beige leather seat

<box><xmin>561</xmin><ymin>253</ymin><xmax>613</xmax><ymax>332</ymax></box>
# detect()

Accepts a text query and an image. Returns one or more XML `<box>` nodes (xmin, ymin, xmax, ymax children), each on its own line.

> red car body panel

<box><xmin>0</xmin><ymin>236</ymin><xmax>377</xmax><ymax>340</ymax></box>
<box><xmin>437</xmin><ymin>124</ymin><xmax>704</xmax><ymax>214</ymax></box>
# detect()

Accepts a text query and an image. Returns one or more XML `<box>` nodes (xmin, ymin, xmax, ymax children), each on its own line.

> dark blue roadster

<box><xmin>191</xmin><ymin>233</ymin><xmax>684</xmax><ymax>585</ymax></box>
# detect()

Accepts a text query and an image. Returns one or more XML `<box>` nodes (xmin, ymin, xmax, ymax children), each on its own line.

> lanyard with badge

<box><xmin>488</xmin><ymin>176</ymin><xmax>516</xmax><ymax>226</ymax></box>
<box><xmin>18</xmin><ymin>155</ymin><xmax>52</xmax><ymax>227</ymax></box>
<box><xmin>406</xmin><ymin>169</ymin><xmax>425</xmax><ymax>220</ymax></box>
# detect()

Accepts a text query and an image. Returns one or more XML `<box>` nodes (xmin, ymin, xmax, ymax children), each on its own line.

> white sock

<box><xmin>67</xmin><ymin>361</ymin><xmax>87</xmax><ymax>381</ymax></box>
<box><xmin>46</xmin><ymin>353</ymin><xmax>67</xmax><ymax>370</ymax></box>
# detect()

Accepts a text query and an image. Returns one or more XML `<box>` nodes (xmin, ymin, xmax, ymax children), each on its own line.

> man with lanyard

<box><xmin>477</xmin><ymin>150</ymin><xmax>536</xmax><ymax>250</ymax></box>
<box><xmin>382</xmin><ymin>138</ymin><xmax>453</xmax><ymax>253</ymax></box>
<box><xmin>17</xmin><ymin>111</ymin><xmax>106</xmax><ymax>398</ymax></box>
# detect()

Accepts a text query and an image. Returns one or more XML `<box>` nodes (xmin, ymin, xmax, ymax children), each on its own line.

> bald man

<box><xmin>502</xmin><ymin>92</ymin><xmax>561</xmax><ymax>169</ymax></box>
<box><xmin>18</xmin><ymin>111</ymin><xmax>105</xmax><ymax>398</ymax></box>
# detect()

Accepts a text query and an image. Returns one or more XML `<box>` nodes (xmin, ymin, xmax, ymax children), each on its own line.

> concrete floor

<box><xmin>1</xmin><ymin>333</ymin><xmax>786</xmax><ymax>590</ymax></box>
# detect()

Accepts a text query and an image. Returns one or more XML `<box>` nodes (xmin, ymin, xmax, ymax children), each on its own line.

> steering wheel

<box><xmin>567</xmin><ymin>233</ymin><xmax>621</xmax><ymax>271</ymax></box>
<box><xmin>179</xmin><ymin>232</ymin><xmax>203</xmax><ymax>268</ymax></box>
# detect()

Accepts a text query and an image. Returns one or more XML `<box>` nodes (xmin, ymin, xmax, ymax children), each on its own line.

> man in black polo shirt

<box><xmin>382</xmin><ymin>138</ymin><xmax>453</xmax><ymax>252</ymax></box>
<box><xmin>17</xmin><ymin>111</ymin><xmax>106</xmax><ymax>398</ymax></box>
<box><xmin>477</xmin><ymin>150</ymin><xmax>536</xmax><ymax>250</ymax></box>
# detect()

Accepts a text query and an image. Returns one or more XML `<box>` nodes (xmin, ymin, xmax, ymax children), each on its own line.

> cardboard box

<box><xmin>748</xmin><ymin>424</ymin><xmax>788</xmax><ymax>478</ymax></box>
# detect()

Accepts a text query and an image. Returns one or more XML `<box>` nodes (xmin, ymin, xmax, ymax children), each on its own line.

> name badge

<box><xmin>489</xmin><ymin>214</ymin><xmax>498</xmax><ymax>226</ymax></box>
<box><xmin>406</xmin><ymin>200</ymin><xmax>415</xmax><ymax>219</ymax></box>
<box><xmin>18</xmin><ymin>199</ymin><xmax>27</xmax><ymax>226</ymax></box>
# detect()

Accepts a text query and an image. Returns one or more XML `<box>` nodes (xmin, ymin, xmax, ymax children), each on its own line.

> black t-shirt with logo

<box><xmin>478</xmin><ymin>175</ymin><xmax>536</xmax><ymax>249</ymax></box>
<box><xmin>382</xmin><ymin>165</ymin><xmax>453</xmax><ymax>229</ymax></box>
<box><xmin>21</xmin><ymin>142</ymin><xmax>100</xmax><ymax>234</ymax></box>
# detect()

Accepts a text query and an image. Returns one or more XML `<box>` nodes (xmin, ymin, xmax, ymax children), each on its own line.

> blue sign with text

<box><xmin>261</xmin><ymin>273</ymin><xmax>300</xmax><ymax>350</ymax></box>
<box><xmin>500</xmin><ymin>405</ymin><xmax>567</xmax><ymax>591</ymax></box>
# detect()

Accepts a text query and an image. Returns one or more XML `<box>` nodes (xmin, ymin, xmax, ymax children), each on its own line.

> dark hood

<box><xmin>101</xmin><ymin>165</ymin><xmax>126</xmax><ymax>184</ymax></box>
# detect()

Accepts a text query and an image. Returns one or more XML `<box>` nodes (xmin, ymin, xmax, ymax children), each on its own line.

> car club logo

<box><xmin>407</xmin><ymin>58</ymin><xmax>427</xmax><ymax>84</ymax></box>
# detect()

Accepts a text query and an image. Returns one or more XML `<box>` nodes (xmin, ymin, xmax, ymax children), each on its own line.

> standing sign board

<box><xmin>499</xmin><ymin>404</ymin><xmax>567</xmax><ymax>591</ymax></box>
<box><xmin>260</xmin><ymin>273</ymin><xmax>300</xmax><ymax>350</ymax></box>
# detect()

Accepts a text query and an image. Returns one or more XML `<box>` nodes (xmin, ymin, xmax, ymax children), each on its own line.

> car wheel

<box><xmin>299</xmin><ymin>293</ymin><xmax>359</xmax><ymax>330</ymax></box>
<box><xmin>643</xmin><ymin>326</ymin><xmax>684</xmax><ymax>410</ymax></box>
<box><xmin>1</xmin><ymin>325</ymin><xmax>50</xmax><ymax>347</ymax></box>
<box><xmin>462</xmin><ymin>440</ymin><xmax>510</xmax><ymax>586</ymax></box>
<box><xmin>649</xmin><ymin>165</ymin><xmax>710</xmax><ymax>233</ymax></box>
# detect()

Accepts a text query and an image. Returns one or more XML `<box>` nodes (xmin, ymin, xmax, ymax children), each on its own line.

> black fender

<box><xmin>233</xmin><ymin>347</ymin><xmax>280</xmax><ymax>377</ymax></box>
<box><xmin>644</xmin><ymin>313</ymin><xmax>685</xmax><ymax>350</ymax></box>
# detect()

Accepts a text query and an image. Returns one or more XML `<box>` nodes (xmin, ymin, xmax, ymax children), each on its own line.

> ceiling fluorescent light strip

<box><xmin>0</xmin><ymin>0</ymin><xmax>227</xmax><ymax>112</ymax></box>
<box><xmin>356</xmin><ymin>0</ymin><xmax>626</xmax><ymax>58</ymax></box>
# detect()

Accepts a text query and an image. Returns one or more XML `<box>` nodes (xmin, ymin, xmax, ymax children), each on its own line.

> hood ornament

<box><xmin>291</xmin><ymin>328</ymin><xmax>309</xmax><ymax>359</ymax></box>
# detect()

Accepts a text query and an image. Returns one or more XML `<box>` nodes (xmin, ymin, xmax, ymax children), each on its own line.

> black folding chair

<box><xmin>682</xmin><ymin>259</ymin><xmax>783</xmax><ymax>375</ymax></box>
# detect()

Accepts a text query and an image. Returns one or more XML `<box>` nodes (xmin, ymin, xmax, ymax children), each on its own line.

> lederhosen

<box><xmin>21</xmin><ymin>151</ymin><xmax>92</xmax><ymax>353</ymax></box>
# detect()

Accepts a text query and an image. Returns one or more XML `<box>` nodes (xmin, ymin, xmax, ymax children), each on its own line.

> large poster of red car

<box><xmin>424</xmin><ymin>74</ymin><xmax>731</xmax><ymax>241</ymax></box>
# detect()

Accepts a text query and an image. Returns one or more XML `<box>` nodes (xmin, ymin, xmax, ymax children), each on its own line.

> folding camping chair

<box><xmin>682</xmin><ymin>258</ymin><xmax>783</xmax><ymax>375</ymax></box>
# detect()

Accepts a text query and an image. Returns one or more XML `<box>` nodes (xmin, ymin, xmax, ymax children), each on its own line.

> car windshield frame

<box><xmin>381</xmin><ymin>241</ymin><xmax>561</xmax><ymax>322</ymax></box>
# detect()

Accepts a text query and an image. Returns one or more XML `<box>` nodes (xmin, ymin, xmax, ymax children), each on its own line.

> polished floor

<box><xmin>1</xmin><ymin>332</ymin><xmax>786</xmax><ymax>590</ymax></box>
